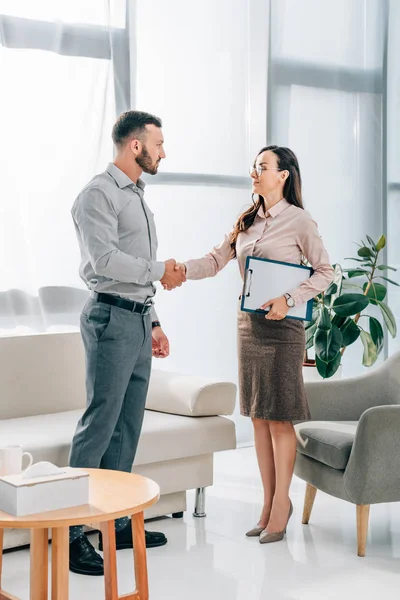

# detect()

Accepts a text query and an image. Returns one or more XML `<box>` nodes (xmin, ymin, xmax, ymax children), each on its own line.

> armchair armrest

<box><xmin>146</xmin><ymin>369</ymin><xmax>237</xmax><ymax>417</ymax></box>
<box><xmin>344</xmin><ymin>405</ymin><xmax>400</xmax><ymax>505</ymax></box>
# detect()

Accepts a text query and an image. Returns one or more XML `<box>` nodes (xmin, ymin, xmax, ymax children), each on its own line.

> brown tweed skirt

<box><xmin>238</xmin><ymin>309</ymin><xmax>311</xmax><ymax>421</ymax></box>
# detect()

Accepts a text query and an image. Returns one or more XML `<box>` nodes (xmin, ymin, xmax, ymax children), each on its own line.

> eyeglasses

<box><xmin>249</xmin><ymin>165</ymin><xmax>283</xmax><ymax>177</ymax></box>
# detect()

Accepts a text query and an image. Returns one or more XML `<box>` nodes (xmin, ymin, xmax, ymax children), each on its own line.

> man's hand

<box><xmin>160</xmin><ymin>258</ymin><xmax>186</xmax><ymax>291</ymax></box>
<box><xmin>152</xmin><ymin>327</ymin><xmax>170</xmax><ymax>358</ymax></box>
<box><xmin>174</xmin><ymin>263</ymin><xmax>187</xmax><ymax>274</ymax></box>
<box><xmin>260</xmin><ymin>296</ymin><xmax>289</xmax><ymax>321</ymax></box>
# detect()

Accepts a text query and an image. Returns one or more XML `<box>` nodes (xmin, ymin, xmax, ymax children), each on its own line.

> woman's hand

<box><xmin>260</xmin><ymin>296</ymin><xmax>289</xmax><ymax>320</ymax></box>
<box><xmin>174</xmin><ymin>263</ymin><xmax>187</xmax><ymax>274</ymax></box>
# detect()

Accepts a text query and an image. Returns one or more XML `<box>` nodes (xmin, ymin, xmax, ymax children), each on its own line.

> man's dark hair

<box><xmin>112</xmin><ymin>110</ymin><xmax>162</xmax><ymax>147</ymax></box>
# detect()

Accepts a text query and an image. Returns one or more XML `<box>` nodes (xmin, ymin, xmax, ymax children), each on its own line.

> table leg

<box><xmin>30</xmin><ymin>529</ymin><xmax>48</xmax><ymax>600</ymax></box>
<box><xmin>132</xmin><ymin>513</ymin><xmax>149</xmax><ymax>600</ymax></box>
<box><xmin>100</xmin><ymin>520</ymin><xmax>118</xmax><ymax>600</ymax></box>
<box><xmin>0</xmin><ymin>528</ymin><xmax>3</xmax><ymax>589</ymax></box>
<box><xmin>51</xmin><ymin>528</ymin><xmax>69</xmax><ymax>600</ymax></box>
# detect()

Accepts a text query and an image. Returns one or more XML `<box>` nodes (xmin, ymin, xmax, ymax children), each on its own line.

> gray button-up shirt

<box><xmin>71</xmin><ymin>163</ymin><xmax>165</xmax><ymax>321</ymax></box>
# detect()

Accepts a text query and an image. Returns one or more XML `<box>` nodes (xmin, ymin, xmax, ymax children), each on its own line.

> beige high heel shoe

<box><xmin>245</xmin><ymin>524</ymin><xmax>265</xmax><ymax>537</ymax></box>
<box><xmin>259</xmin><ymin>499</ymin><xmax>293</xmax><ymax>544</ymax></box>
<box><xmin>246</xmin><ymin>509</ymin><xmax>271</xmax><ymax>537</ymax></box>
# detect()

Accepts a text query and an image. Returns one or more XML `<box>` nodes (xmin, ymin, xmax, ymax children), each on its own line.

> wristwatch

<box><xmin>284</xmin><ymin>293</ymin><xmax>295</xmax><ymax>308</ymax></box>
<box><xmin>152</xmin><ymin>321</ymin><xmax>161</xmax><ymax>329</ymax></box>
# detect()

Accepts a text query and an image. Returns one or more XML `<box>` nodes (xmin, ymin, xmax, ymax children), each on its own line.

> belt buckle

<box><xmin>142</xmin><ymin>303</ymin><xmax>151</xmax><ymax>315</ymax></box>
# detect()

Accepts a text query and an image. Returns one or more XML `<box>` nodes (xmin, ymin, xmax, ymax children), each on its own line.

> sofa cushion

<box><xmin>0</xmin><ymin>408</ymin><xmax>236</xmax><ymax>469</ymax></box>
<box><xmin>296</xmin><ymin>423</ymin><xmax>356</xmax><ymax>470</ymax></box>
<box><xmin>146</xmin><ymin>370</ymin><xmax>237</xmax><ymax>417</ymax></box>
<box><xmin>0</xmin><ymin>332</ymin><xmax>86</xmax><ymax>419</ymax></box>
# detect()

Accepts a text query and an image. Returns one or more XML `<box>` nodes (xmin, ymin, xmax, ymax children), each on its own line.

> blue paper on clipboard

<box><xmin>241</xmin><ymin>256</ymin><xmax>313</xmax><ymax>322</ymax></box>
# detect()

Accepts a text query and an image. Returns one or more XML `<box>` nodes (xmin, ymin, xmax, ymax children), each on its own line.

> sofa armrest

<box><xmin>343</xmin><ymin>405</ymin><xmax>400</xmax><ymax>504</ymax></box>
<box><xmin>304</xmin><ymin>367</ymin><xmax>393</xmax><ymax>422</ymax></box>
<box><xmin>146</xmin><ymin>369</ymin><xmax>237</xmax><ymax>417</ymax></box>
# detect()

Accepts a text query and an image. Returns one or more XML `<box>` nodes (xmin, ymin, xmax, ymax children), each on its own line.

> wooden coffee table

<box><xmin>0</xmin><ymin>469</ymin><xmax>160</xmax><ymax>600</ymax></box>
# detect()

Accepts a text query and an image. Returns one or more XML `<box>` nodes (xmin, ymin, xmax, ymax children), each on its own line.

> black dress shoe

<box><xmin>69</xmin><ymin>535</ymin><xmax>104</xmax><ymax>576</ymax></box>
<box><xmin>98</xmin><ymin>522</ymin><xmax>167</xmax><ymax>551</ymax></box>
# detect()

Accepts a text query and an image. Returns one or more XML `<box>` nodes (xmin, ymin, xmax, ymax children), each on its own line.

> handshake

<box><xmin>160</xmin><ymin>259</ymin><xmax>187</xmax><ymax>291</ymax></box>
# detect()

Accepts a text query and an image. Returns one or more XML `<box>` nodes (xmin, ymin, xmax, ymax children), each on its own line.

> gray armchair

<box><xmin>294</xmin><ymin>351</ymin><xmax>400</xmax><ymax>556</ymax></box>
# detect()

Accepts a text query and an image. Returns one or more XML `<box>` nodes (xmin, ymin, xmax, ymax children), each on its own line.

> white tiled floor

<box><xmin>2</xmin><ymin>447</ymin><xmax>400</xmax><ymax>599</ymax></box>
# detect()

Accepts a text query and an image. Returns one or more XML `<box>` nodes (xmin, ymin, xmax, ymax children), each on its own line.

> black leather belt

<box><xmin>94</xmin><ymin>293</ymin><xmax>152</xmax><ymax>315</ymax></box>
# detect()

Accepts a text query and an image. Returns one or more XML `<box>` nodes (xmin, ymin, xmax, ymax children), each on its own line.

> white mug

<box><xmin>0</xmin><ymin>445</ymin><xmax>34</xmax><ymax>476</ymax></box>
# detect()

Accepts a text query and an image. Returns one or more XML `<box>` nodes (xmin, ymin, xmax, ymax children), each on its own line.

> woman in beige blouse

<box><xmin>175</xmin><ymin>146</ymin><xmax>333</xmax><ymax>544</ymax></box>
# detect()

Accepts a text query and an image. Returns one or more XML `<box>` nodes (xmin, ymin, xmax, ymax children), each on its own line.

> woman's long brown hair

<box><xmin>230</xmin><ymin>146</ymin><xmax>304</xmax><ymax>256</ymax></box>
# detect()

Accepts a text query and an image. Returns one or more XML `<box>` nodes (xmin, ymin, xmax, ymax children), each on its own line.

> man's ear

<box><xmin>129</xmin><ymin>138</ymin><xmax>141</xmax><ymax>155</ymax></box>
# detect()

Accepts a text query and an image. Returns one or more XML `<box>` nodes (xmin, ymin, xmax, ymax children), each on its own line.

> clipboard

<box><xmin>241</xmin><ymin>256</ymin><xmax>314</xmax><ymax>321</ymax></box>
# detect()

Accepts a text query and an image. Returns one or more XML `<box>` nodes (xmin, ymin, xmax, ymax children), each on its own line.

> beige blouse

<box><xmin>185</xmin><ymin>198</ymin><xmax>333</xmax><ymax>306</ymax></box>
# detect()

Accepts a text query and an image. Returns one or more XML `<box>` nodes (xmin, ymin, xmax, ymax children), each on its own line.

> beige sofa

<box><xmin>0</xmin><ymin>332</ymin><xmax>237</xmax><ymax>550</ymax></box>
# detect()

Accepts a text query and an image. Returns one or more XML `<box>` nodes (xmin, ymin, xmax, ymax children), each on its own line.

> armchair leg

<box><xmin>302</xmin><ymin>483</ymin><xmax>317</xmax><ymax>524</ymax></box>
<box><xmin>356</xmin><ymin>504</ymin><xmax>370</xmax><ymax>557</ymax></box>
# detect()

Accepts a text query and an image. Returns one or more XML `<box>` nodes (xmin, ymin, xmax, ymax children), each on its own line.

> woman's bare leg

<box><xmin>252</xmin><ymin>418</ymin><xmax>276</xmax><ymax>527</ymax></box>
<box><xmin>267</xmin><ymin>420</ymin><xmax>297</xmax><ymax>533</ymax></box>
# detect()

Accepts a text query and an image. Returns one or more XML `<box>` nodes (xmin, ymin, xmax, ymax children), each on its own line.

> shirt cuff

<box><xmin>287</xmin><ymin>289</ymin><xmax>302</xmax><ymax>306</ymax></box>
<box><xmin>151</xmin><ymin>261</ymin><xmax>165</xmax><ymax>282</ymax></box>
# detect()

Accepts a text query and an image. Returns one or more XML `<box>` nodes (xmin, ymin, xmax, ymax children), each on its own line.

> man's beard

<box><xmin>136</xmin><ymin>146</ymin><xmax>160</xmax><ymax>175</ymax></box>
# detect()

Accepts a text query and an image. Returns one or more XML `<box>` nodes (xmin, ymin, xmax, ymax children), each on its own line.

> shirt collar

<box><xmin>106</xmin><ymin>163</ymin><xmax>146</xmax><ymax>191</ymax></box>
<box><xmin>257</xmin><ymin>197</ymin><xmax>290</xmax><ymax>219</ymax></box>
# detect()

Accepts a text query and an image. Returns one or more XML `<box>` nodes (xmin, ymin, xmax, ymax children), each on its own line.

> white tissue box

<box><xmin>0</xmin><ymin>467</ymin><xmax>89</xmax><ymax>517</ymax></box>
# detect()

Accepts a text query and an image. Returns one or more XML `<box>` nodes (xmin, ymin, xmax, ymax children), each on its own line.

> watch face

<box><xmin>285</xmin><ymin>295</ymin><xmax>295</xmax><ymax>307</ymax></box>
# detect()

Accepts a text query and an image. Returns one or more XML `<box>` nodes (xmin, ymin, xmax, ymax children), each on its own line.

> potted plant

<box><xmin>304</xmin><ymin>235</ymin><xmax>398</xmax><ymax>379</ymax></box>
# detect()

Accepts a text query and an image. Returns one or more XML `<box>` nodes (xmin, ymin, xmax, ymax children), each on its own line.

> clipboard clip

<box><xmin>244</xmin><ymin>268</ymin><xmax>253</xmax><ymax>297</ymax></box>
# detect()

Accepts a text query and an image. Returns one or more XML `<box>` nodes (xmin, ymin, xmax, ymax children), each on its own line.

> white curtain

<box><xmin>0</xmin><ymin>0</ymin><xmax>125</xmax><ymax>335</ymax></box>
<box><xmin>387</xmin><ymin>0</ymin><xmax>400</xmax><ymax>355</ymax></box>
<box><xmin>268</xmin><ymin>0</ymin><xmax>391</xmax><ymax>377</ymax></box>
<box><xmin>133</xmin><ymin>0</ymin><xmax>268</xmax><ymax>446</ymax></box>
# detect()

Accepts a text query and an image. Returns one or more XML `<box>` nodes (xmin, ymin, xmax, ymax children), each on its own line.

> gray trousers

<box><xmin>69</xmin><ymin>297</ymin><xmax>152</xmax><ymax>473</ymax></box>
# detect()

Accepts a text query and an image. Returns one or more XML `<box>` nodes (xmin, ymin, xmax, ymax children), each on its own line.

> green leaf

<box><xmin>346</xmin><ymin>270</ymin><xmax>369</xmax><ymax>278</ymax></box>
<box><xmin>376</xmin><ymin>276</ymin><xmax>400</xmax><ymax>287</ymax></box>
<box><xmin>366</xmin><ymin>235</ymin><xmax>376</xmax><ymax>248</ymax></box>
<box><xmin>340</xmin><ymin>319</ymin><xmax>361</xmax><ymax>347</ymax></box>
<box><xmin>359</xmin><ymin>329</ymin><xmax>378</xmax><ymax>367</ymax></box>
<box><xmin>369</xmin><ymin>317</ymin><xmax>384</xmax><ymax>354</ymax></box>
<box><xmin>344</xmin><ymin>257</ymin><xmax>368</xmax><ymax>262</ymax></box>
<box><xmin>378</xmin><ymin>302</ymin><xmax>397</xmax><ymax>337</ymax></box>
<box><xmin>331</xmin><ymin>264</ymin><xmax>343</xmax><ymax>296</ymax></box>
<box><xmin>305</xmin><ymin>321</ymin><xmax>318</xmax><ymax>350</ymax></box>
<box><xmin>377</xmin><ymin>264</ymin><xmax>397</xmax><ymax>272</ymax></box>
<box><xmin>341</xmin><ymin>280</ymin><xmax>363</xmax><ymax>290</ymax></box>
<box><xmin>316</xmin><ymin>353</ymin><xmax>341</xmax><ymax>379</ymax></box>
<box><xmin>358</xmin><ymin>247</ymin><xmax>374</xmax><ymax>258</ymax></box>
<box><xmin>306</xmin><ymin>303</ymin><xmax>320</xmax><ymax>327</ymax></box>
<box><xmin>363</xmin><ymin>282</ymin><xmax>387</xmax><ymax>305</ymax></box>
<box><xmin>376</xmin><ymin>235</ymin><xmax>386</xmax><ymax>251</ymax></box>
<box><xmin>325</xmin><ymin>282</ymin><xmax>338</xmax><ymax>296</ymax></box>
<box><xmin>305</xmin><ymin>337</ymin><xmax>314</xmax><ymax>351</ymax></box>
<box><xmin>333</xmin><ymin>293</ymin><xmax>370</xmax><ymax>317</ymax></box>
<box><xmin>315</xmin><ymin>325</ymin><xmax>343</xmax><ymax>363</ymax></box>
<box><xmin>332</xmin><ymin>314</ymin><xmax>347</xmax><ymax>329</ymax></box>
<box><xmin>318</xmin><ymin>306</ymin><xmax>332</xmax><ymax>331</ymax></box>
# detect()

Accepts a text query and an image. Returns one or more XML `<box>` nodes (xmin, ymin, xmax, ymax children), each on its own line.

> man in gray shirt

<box><xmin>68</xmin><ymin>111</ymin><xmax>185</xmax><ymax>576</ymax></box>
